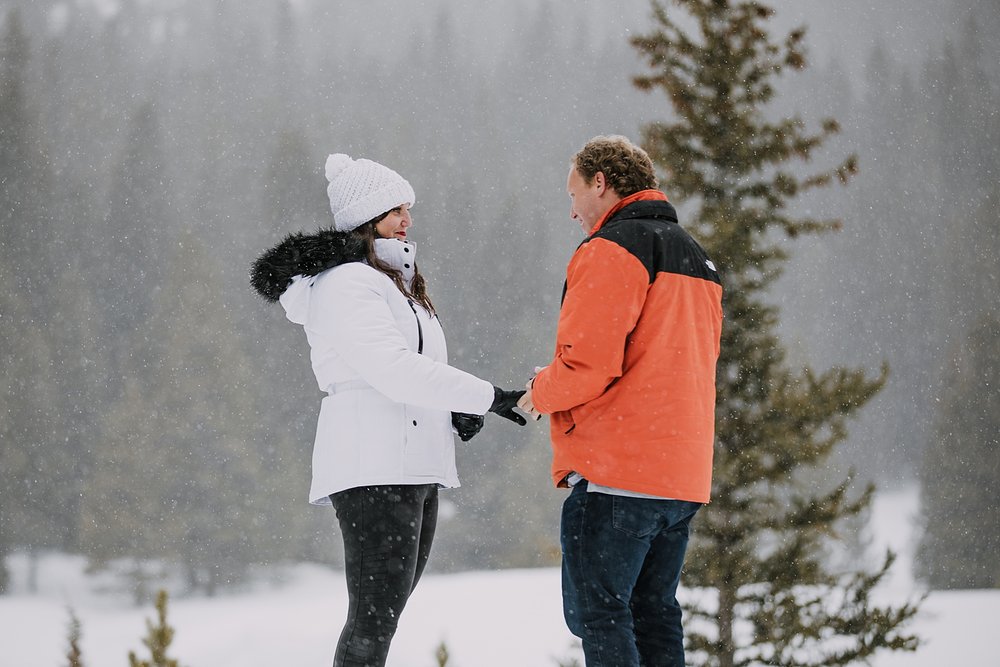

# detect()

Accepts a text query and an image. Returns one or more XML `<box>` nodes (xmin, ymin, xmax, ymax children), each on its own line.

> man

<box><xmin>518</xmin><ymin>135</ymin><xmax>722</xmax><ymax>666</ymax></box>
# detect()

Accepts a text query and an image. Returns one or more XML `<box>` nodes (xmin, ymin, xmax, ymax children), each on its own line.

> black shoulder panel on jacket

<box><xmin>594</xmin><ymin>200</ymin><xmax>720</xmax><ymax>286</ymax></box>
<box><xmin>250</xmin><ymin>228</ymin><xmax>366</xmax><ymax>302</ymax></box>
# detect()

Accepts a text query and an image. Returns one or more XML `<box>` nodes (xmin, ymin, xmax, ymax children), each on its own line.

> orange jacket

<box><xmin>532</xmin><ymin>191</ymin><xmax>722</xmax><ymax>502</ymax></box>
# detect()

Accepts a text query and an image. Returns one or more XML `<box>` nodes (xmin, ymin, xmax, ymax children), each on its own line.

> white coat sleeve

<box><xmin>314</xmin><ymin>264</ymin><xmax>495</xmax><ymax>415</ymax></box>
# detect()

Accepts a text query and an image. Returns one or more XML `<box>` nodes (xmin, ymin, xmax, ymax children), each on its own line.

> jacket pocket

<box><xmin>402</xmin><ymin>406</ymin><xmax>452</xmax><ymax>476</ymax></box>
<box><xmin>354</xmin><ymin>393</ymin><xmax>406</xmax><ymax>477</ymax></box>
<box><xmin>551</xmin><ymin>410</ymin><xmax>576</xmax><ymax>435</ymax></box>
<box><xmin>566</xmin><ymin>401</ymin><xmax>599</xmax><ymax>435</ymax></box>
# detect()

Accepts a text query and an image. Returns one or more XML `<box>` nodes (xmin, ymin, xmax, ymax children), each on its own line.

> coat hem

<box><xmin>310</xmin><ymin>476</ymin><xmax>461</xmax><ymax>505</ymax></box>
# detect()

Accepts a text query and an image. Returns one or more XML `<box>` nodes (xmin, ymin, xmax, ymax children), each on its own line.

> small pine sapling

<box><xmin>65</xmin><ymin>607</ymin><xmax>85</xmax><ymax>667</ymax></box>
<box><xmin>128</xmin><ymin>590</ymin><xmax>181</xmax><ymax>667</ymax></box>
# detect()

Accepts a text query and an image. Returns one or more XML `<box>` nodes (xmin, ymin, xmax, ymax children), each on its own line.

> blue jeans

<box><xmin>561</xmin><ymin>481</ymin><xmax>701</xmax><ymax>667</ymax></box>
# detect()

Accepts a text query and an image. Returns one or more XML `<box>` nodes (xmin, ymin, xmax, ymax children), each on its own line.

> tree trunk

<box><xmin>718</xmin><ymin>578</ymin><xmax>737</xmax><ymax>667</ymax></box>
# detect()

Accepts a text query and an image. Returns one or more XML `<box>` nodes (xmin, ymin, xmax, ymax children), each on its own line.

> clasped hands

<box><xmin>452</xmin><ymin>370</ymin><xmax>545</xmax><ymax>442</ymax></box>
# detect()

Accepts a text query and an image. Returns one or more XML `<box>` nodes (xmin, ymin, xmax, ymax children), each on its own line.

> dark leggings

<box><xmin>329</xmin><ymin>484</ymin><xmax>439</xmax><ymax>667</ymax></box>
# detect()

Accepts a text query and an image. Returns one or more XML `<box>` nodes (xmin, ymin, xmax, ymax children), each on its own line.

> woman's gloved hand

<box><xmin>488</xmin><ymin>387</ymin><xmax>528</xmax><ymax>426</ymax></box>
<box><xmin>451</xmin><ymin>412</ymin><xmax>485</xmax><ymax>442</ymax></box>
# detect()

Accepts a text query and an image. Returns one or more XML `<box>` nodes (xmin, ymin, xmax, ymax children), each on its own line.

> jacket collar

<box><xmin>374</xmin><ymin>238</ymin><xmax>416</xmax><ymax>287</ymax></box>
<box><xmin>590</xmin><ymin>189</ymin><xmax>671</xmax><ymax>236</ymax></box>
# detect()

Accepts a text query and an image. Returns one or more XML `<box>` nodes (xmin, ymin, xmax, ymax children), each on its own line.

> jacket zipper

<box><xmin>407</xmin><ymin>300</ymin><xmax>424</xmax><ymax>354</ymax></box>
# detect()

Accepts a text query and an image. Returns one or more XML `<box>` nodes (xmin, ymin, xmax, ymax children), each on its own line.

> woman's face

<box><xmin>374</xmin><ymin>204</ymin><xmax>412</xmax><ymax>240</ymax></box>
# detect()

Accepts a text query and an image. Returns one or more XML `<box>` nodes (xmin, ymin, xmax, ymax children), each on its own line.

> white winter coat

<box><xmin>279</xmin><ymin>238</ymin><xmax>495</xmax><ymax>504</ymax></box>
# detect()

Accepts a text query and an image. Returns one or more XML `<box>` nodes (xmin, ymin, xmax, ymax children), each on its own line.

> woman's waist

<box><xmin>324</xmin><ymin>378</ymin><xmax>373</xmax><ymax>395</ymax></box>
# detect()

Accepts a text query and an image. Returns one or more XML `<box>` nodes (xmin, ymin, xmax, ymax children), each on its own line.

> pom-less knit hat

<box><xmin>325</xmin><ymin>153</ymin><xmax>415</xmax><ymax>232</ymax></box>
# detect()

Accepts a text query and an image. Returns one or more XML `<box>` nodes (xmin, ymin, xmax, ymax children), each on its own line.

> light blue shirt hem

<box><xmin>567</xmin><ymin>472</ymin><xmax>676</xmax><ymax>501</ymax></box>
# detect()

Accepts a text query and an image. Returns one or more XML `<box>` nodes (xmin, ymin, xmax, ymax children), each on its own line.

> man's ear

<box><xmin>594</xmin><ymin>171</ymin><xmax>606</xmax><ymax>194</ymax></box>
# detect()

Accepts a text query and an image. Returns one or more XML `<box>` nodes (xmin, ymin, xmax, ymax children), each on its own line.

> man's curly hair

<box><xmin>571</xmin><ymin>135</ymin><xmax>658</xmax><ymax>197</ymax></box>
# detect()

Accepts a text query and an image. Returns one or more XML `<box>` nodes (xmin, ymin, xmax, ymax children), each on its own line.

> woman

<box><xmin>250</xmin><ymin>153</ymin><xmax>525</xmax><ymax>666</ymax></box>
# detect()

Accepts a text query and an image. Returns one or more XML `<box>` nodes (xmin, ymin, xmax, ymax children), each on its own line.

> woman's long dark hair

<box><xmin>349</xmin><ymin>215</ymin><xmax>435</xmax><ymax>314</ymax></box>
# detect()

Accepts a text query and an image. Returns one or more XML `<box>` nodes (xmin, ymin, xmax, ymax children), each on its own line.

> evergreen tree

<box><xmin>77</xmin><ymin>100</ymin><xmax>177</xmax><ymax>595</ymax></box>
<box><xmin>2</xmin><ymin>5</ymin><xmax>102</xmax><ymax>569</ymax></box>
<box><xmin>96</xmin><ymin>99</ymin><xmax>173</xmax><ymax>391</ymax></box>
<box><xmin>916</xmin><ymin>315</ymin><xmax>1000</xmax><ymax>589</ymax></box>
<box><xmin>631</xmin><ymin>2</ymin><xmax>919</xmax><ymax>664</ymax></box>
<box><xmin>958</xmin><ymin>186</ymin><xmax>1000</xmax><ymax>324</ymax></box>
<box><xmin>83</xmin><ymin>230</ymin><xmax>268</xmax><ymax>597</ymax></box>
<box><xmin>0</xmin><ymin>6</ymin><xmax>62</xmax><ymax>592</ymax></box>
<box><xmin>128</xmin><ymin>590</ymin><xmax>181</xmax><ymax>667</ymax></box>
<box><xmin>435</xmin><ymin>640</ymin><xmax>450</xmax><ymax>667</ymax></box>
<box><xmin>262</xmin><ymin>129</ymin><xmax>324</xmax><ymax>236</ymax></box>
<box><xmin>147</xmin><ymin>231</ymin><xmax>267</xmax><ymax>594</ymax></box>
<box><xmin>0</xmin><ymin>7</ymin><xmax>45</xmax><ymax>257</ymax></box>
<box><xmin>776</xmin><ymin>21</ymin><xmax>1000</xmax><ymax>480</ymax></box>
<box><xmin>924</xmin><ymin>18</ymin><xmax>998</xmax><ymax>201</ymax></box>
<box><xmin>251</xmin><ymin>131</ymin><xmax>336</xmax><ymax>565</ymax></box>
<box><xmin>79</xmin><ymin>374</ymin><xmax>168</xmax><ymax>604</ymax></box>
<box><xmin>65</xmin><ymin>607</ymin><xmax>85</xmax><ymax>667</ymax></box>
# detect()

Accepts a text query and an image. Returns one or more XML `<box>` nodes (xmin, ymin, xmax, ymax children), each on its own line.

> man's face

<box><xmin>567</xmin><ymin>167</ymin><xmax>610</xmax><ymax>235</ymax></box>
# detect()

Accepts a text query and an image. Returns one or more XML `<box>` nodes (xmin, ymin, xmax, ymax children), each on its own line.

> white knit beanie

<box><xmin>324</xmin><ymin>153</ymin><xmax>416</xmax><ymax>232</ymax></box>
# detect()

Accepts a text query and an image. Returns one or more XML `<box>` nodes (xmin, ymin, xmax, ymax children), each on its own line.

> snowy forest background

<box><xmin>1</xmin><ymin>0</ymin><xmax>998</xmax><ymax>604</ymax></box>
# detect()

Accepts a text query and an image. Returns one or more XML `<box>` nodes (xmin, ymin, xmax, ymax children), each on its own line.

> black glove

<box><xmin>488</xmin><ymin>386</ymin><xmax>527</xmax><ymax>426</ymax></box>
<box><xmin>451</xmin><ymin>412</ymin><xmax>485</xmax><ymax>442</ymax></box>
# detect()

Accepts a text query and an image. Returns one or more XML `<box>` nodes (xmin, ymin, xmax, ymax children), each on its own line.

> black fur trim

<box><xmin>249</xmin><ymin>228</ymin><xmax>366</xmax><ymax>302</ymax></box>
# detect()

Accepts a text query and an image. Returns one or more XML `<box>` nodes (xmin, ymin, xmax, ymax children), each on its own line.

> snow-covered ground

<box><xmin>2</xmin><ymin>487</ymin><xmax>997</xmax><ymax>667</ymax></box>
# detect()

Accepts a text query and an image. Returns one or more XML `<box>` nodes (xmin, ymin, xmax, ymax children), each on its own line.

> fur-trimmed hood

<box><xmin>250</xmin><ymin>229</ymin><xmax>366</xmax><ymax>303</ymax></box>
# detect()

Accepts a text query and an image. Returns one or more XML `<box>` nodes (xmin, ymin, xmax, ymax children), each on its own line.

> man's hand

<box><xmin>517</xmin><ymin>383</ymin><xmax>543</xmax><ymax>421</ymax></box>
